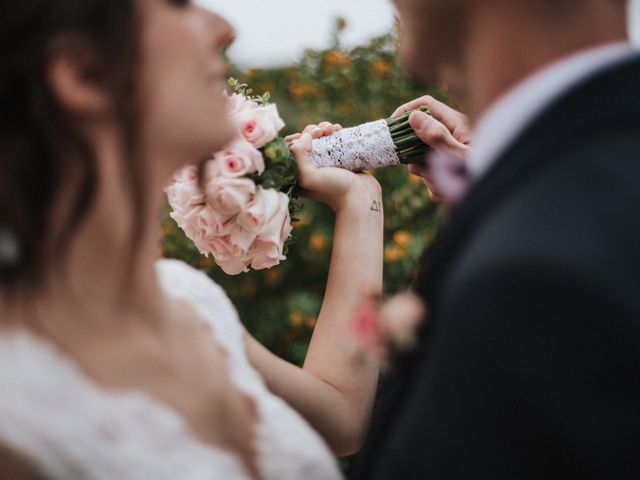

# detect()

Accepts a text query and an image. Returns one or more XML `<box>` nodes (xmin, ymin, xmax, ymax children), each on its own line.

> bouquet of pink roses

<box><xmin>167</xmin><ymin>79</ymin><xmax>430</xmax><ymax>275</ymax></box>
<box><xmin>167</xmin><ymin>79</ymin><xmax>298</xmax><ymax>275</ymax></box>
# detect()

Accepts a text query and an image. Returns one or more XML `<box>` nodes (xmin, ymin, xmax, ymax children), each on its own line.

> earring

<box><xmin>0</xmin><ymin>228</ymin><xmax>21</xmax><ymax>267</ymax></box>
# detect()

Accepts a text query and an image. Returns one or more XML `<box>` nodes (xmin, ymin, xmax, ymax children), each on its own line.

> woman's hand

<box><xmin>286</xmin><ymin>123</ymin><xmax>382</xmax><ymax>212</ymax></box>
<box><xmin>392</xmin><ymin>96</ymin><xmax>471</xmax><ymax>201</ymax></box>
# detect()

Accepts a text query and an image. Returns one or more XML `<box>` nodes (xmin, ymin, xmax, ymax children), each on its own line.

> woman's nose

<box><xmin>196</xmin><ymin>3</ymin><xmax>236</xmax><ymax>50</ymax></box>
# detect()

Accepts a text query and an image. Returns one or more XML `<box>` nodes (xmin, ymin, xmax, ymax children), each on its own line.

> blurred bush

<box><xmin>161</xmin><ymin>20</ymin><xmax>446</xmax><ymax>365</ymax></box>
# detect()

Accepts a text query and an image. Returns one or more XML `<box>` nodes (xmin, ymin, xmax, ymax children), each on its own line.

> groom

<box><xmin>353</xmin><ymin>0</ymin><xmax>640</xmax><ymax>478</ymax></box>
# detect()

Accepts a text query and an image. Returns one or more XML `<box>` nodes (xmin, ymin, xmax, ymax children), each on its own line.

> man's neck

<box><xmin>447</xmin><ymin>2</ymin><xmax>629</xmax><ymax>124</ymax></box>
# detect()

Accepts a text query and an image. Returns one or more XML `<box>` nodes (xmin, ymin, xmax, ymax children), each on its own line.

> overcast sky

<box><xmin>199</xmin><ymin>0</ymin><xmax>640</xmax><ymax>68</ymax></box>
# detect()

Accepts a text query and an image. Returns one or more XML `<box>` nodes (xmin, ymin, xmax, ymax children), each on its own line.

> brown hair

<box><xmin>0</xmin><ymin>0</ymin><xmax>141</xmax><ymax>290</ymax></box>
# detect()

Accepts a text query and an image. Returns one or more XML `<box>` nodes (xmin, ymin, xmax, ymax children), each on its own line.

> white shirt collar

<box><xmin>468</xmin><ymin>42</ymin><xmax>637</xmax><ymax>182</ymax></box>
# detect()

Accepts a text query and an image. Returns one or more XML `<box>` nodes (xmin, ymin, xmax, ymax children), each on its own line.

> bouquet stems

<box><xmin>387</xmin><ymin>106</ymin><xmax>431</xmax><ymax>165</ymax></box>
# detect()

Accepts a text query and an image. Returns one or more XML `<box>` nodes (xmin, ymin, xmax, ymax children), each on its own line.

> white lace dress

<box><xmin>0</xmin><ymin>259</ymin><xmax>343</xmax><ymax>479</ymax></box>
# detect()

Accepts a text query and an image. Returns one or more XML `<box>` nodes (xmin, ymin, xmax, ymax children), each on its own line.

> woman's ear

<box><xmin>46</xmin><ymin>44</ymin><xmax>111</xmax><ymax>118</ymax></box>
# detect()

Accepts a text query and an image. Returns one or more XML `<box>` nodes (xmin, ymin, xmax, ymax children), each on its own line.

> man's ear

<box><xmin>46</xmin><ymin>44</ymin><xmax>111</xmax><ymax>118</ymax></box>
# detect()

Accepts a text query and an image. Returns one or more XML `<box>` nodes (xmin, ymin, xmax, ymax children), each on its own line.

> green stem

<box><xmin>394</xmin><ymin>135</ymin><xmax>421</xmax><ymax>147</ymax></box>
<box><xmin>385</xmin><ymin>106</ymin><xmax>432</xmax><ymax>165</ymax></box>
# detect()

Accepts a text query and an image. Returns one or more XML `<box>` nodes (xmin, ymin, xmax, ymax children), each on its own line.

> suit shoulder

<box><xmin>450</xmin><ymin>134</ymin><xmax>640</xmax><ymax>292</ymax></box>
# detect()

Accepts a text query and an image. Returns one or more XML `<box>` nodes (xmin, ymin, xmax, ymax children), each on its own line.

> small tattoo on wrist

<box><xmin>370</xmin><ymin>200</ymin><xmax>382</xmax><ymax>213</ymax></box>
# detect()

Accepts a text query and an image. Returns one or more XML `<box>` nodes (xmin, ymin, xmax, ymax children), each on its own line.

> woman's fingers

<box><xmin>285</xmin><ymin>132</ymin><xmax>302</xmax><ymax>142</ymax></box>
<box><xmin>302</xmin><ymin>124</ymin><xmax>325</xmax><ymax>139</ymax></box>
<box><xmin>286</xmin><ymin>123</ymin><xmax>342</xmax><ymax>143</ymax></box>
<box><xmin>289</xmin><ymin>133</ymin><xmax>315</xmax><ymax>184</ymax></box>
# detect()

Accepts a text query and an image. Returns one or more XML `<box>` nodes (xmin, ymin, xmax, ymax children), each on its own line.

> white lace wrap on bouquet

<box><xmin>311</xmin><ymin>119</ymin><xmax>400</xmax><ymax>171</ymax></box>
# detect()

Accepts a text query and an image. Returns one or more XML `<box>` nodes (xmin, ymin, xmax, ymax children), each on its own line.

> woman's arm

<box><xmin>245</xmin><ymin>125</ymin><xmax>383</xmax><ymax>456</ymax></box>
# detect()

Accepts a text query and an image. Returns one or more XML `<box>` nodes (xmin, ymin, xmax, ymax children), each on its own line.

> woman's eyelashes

<box><xmin>168</xmin><ymin>0</ymin><xmax>190</xmax><ymax>7</ymax></box>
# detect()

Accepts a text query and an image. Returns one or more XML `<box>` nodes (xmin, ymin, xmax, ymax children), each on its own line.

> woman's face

<box><xmin>139</xmin><ymin>0</ymin><xmax>236</xmax><ymax>170</ymax></box>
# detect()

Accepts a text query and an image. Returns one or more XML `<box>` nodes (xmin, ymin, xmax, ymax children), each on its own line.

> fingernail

<box><xmin>410</xmin><ymin>111</ymin><xmax>427</xmax><ymax>129</ymax></box>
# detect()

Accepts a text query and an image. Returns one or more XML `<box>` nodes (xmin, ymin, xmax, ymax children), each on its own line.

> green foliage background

<box><xmin>161</xmin><ymin>22</ymin><xmax>445</xmax><ymax>365</ymax></box>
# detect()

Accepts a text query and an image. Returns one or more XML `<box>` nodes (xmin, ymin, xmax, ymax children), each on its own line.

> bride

<box><xmin>0</xmin><ymin>0</ymin><xmax>383</xmax><ymax>478</ymax></box>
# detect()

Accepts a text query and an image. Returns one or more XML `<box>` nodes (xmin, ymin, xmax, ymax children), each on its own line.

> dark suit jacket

<box><xmin>352</xmin><ymin>54</ymin><xmax>640</xmax><ymax>479</ymax></box>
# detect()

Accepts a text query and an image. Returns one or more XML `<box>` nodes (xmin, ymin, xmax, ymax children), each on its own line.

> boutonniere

<box><xmin>351</xmin><ymin>290</ymin><xmax>427</xmax><ymax>369</ymax></box>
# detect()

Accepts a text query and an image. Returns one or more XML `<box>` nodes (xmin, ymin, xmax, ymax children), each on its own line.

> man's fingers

<box><xmin>427</xmin><ymin>101</ymin><xmax>472</xmax><ymax>145</ymax></box>
<box><xmin>391</xmin><ymin>95</ymin><xmax>434</xmax><ymax>117</ymax></box>
<box><xmin>409</xmin><ymin>111</ymin><xmax>470</xmax><ymax>157</ymax></box>
<box><xmin>408</xmin><ymin>163</ymin><xmax>428</xmax><ymax>178</ymax></box>
<box><xmin>408</xmin><ymin>164</ymin><xmax>445</xmax><ymax>202</ymax></box>
<box><xmin>393</xmin><ymin>95</ymin><xmax>472</xmax><ymax>145</ymax></box>
<box><xmin>409</xmin><ymin>111</ymin><xmax>454</xmax><ymax>148</ymax></box>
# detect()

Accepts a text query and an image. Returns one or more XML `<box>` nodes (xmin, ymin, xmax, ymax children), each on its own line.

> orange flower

<box><xmin>336</xmin><ymin>103</ymin><xmax>354</xmax><ymax>116</ymax></box>
<box><xmin>385</xmin><ymin>245</ymin><xmax>406</xmax><ymax>263</ymax></box>
<box><xmin>372</xmin><ymin>59</ymin><xmax>392</xmax><ymax>77</ymax></box>
<box><xmin>290</xmin><ymin>311</ymin><xmax>304</xmax><ymax>327</ymax></box>
<box><xmin>409</xmin><ymin>173</ymin><xmax>425</xmax><ymax>185</ymax></box>
<box><xmin>309</xmin><ymin>232</ymin><xmax>327</xmax><ymax>252</ymax></box>
<box><xmin>198</xmin><ymin>256</ymin><xmax>218</xmax><ymax>269</ymax></box>
<box><xmin>256</xmin><ymin>81</ymin><xmax>274</xmax><ymax>94</ymax></box>
<box><xmin>243</xmin><ymin>281</ymin><xmax>257</xmax><ymax>297</ymax></box>
<box><xmin>289</xmin><ymin>83</ymin><xmax>317</xmax><ymax>99</ymax></box>
<box><xmin>324</xmin><ymin>50</ymin><xmax>351</xmax><ymax>68</ymax></box>
<box><xmin>244</xmin><ymin>69</ymin><xmax>260</xmax><ymax>82</ymax></box>
<box><xmin>393</xmin><ymin>230</ymin><xmax>412</xmax><ymax>247</ymax></box>
<box><xmin>265</xmin><ymin>268</ymin><xmax>281</xmax><ymax>286</ymax></box>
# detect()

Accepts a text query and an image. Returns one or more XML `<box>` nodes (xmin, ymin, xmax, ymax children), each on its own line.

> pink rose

<box><xmin>213</xmin><ymin>140</ymin><xmax>265</xmax><ymax>178</ymax></box>
<box><xmin>167</xmin><ymin>182</ymin><xmax>205</xmax><ymax>215</ymax></box>
<box><xmin>207</xmin><ymin>235</ymin><xmax>250</xmax><ymax>275</ymax></box>
<box><xmin>248</xmin><ymin>239</ymin><xmax>282</xmax><ymax>270</ymax></box>
<box><xmin>196</xmin><ymin>206</ymin><xmax>234</xmax><ymax>238</ymax></box>
<box><xmin>172</xmin><ymin>204</ymin><xmax>205</xmax><ymax>244</ymax></box>
<box><xmin>174</xmin><ymin>165</ymin><xmax>199</xmax><ymax>184</ymax></box>
<box><xmin>257</xmin><ymin>192</ymin><xmax>292</xmax><ymax>243</ymax></box>
<box><xmin>229</xmin><ymin>224</ymin><xmax>258</xmax><ymax>253</ymax></box>
<box><xmin>237</xmin><ymin>187</ymin><xmax>282</xmax><ymax>233</ymax></box>
<box><xmin>166</xmin><ymin>166</ymin><xmax>205</xmax><ymax>215</ymax></box>
<box><xmin>234</xmin><ymin>104</ymin><xmax>286</xmax><ymax>149</ymax></box>
<box><xmin>225</xmin><ymin>91</ymin><xmax>253</xmax><ymax>117</ymax></box>
<box><xmin>248</xmin><ymin>193</ymin><xmax>292</xmax><ymax>270</ymax></box>
<box><xmin>205</xmin><ymin>176</ymin><xmax>256</xmax><ymax>216</ymax></box>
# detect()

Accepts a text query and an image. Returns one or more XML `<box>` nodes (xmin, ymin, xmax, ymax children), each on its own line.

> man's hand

<box><xmin>393</xmin><ymin>96</ymin><xmax>471</xmax><ymax>201</ymax></box>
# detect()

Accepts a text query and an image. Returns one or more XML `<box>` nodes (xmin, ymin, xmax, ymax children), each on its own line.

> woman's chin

<box><xmin>209</xmin><ymin>127</ymin><xmax>237</xmax><ymax>152</ymax></box>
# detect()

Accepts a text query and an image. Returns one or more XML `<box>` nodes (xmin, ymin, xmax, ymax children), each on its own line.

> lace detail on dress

<box><xmin>311</xmin><ymin>119</ymin><xmax>400</xmax><ymax>171</ymax></box>
<box><xmin>0</xmin><ymin>332</ymin><xmax>250</xmax><ymax>480</ymax></box>
<box><xmin>156</xmin><ymin>259</ymin><xmax>344</xmax><ymax>480</ymax></box>
<box><xmin>0</xmin><ymin>259</ymin><xmax>343</xmax><ymax>479</ymax></box>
